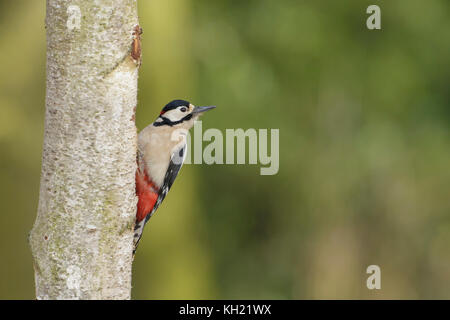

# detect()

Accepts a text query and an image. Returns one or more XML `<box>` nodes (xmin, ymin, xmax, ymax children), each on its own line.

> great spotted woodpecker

<box><xmin>134</xmin><ymin>100</ymin><xmax>216</xmax><ymax>253</ymax></box>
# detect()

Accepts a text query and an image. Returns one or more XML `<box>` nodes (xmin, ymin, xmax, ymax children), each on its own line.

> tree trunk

<box><xmin>29</xmin><ymin>0</ymin><xmax>140</xmax><ymax>300</ymax></box>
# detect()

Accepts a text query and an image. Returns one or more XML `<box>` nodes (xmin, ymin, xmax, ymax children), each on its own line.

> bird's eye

<box><xmin>180</xmin><ymin>107</ymin><xmax>187</xmax><ymax>112</ymax></box>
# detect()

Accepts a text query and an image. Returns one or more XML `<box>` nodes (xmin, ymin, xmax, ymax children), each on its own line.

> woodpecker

<box><xmin>134</xmin><ymin>99</ymin><xmax>216</xmax><ymax>253</ymax></box>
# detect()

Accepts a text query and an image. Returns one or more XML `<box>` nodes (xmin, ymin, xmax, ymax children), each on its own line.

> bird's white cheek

<box><xmin>164</xmin><ymin>110</ymin><xmax>184</xmax><ymax>122</ymax></box>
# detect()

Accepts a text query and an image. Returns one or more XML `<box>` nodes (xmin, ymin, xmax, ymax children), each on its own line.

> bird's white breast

<box><xmin>138</xmin><ymin>124</ymin><xmax>187</xmax><ymax>187</ymax></box>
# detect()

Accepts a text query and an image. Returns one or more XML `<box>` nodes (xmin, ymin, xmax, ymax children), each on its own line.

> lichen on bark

<box><xmin>30</xmin><ymin>0</ymin><xmax>140</xmax><ymax>300</ymax></box>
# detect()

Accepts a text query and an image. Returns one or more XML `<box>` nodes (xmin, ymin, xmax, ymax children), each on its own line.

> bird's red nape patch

<box><xmin>136</xmin><ymin>169</ymin><xmax>159</xmax><ymax>222</ymax></box>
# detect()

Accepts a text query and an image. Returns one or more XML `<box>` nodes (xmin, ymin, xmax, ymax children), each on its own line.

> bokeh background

<box><xmin>0</xmin><ymin>0</ymin><xmax>449</xmax><ymax>299</ymax></box>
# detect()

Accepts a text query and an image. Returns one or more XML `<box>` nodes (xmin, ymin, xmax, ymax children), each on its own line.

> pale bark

<box><xmin>30</xmin><ymin>0</ymin><xmax>140</xmax><ymax>300</ymax></box>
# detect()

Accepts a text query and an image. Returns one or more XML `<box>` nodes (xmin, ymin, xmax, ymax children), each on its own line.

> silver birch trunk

<box><xmin>29</xmin><ymin>0</ymin><xmax>140</xmax><ymax>300</ymax></box>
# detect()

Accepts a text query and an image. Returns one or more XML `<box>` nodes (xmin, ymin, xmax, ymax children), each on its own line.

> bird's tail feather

<box><xmin>133</xmin><ymin>220</ymin><xmax>146</xmax><ymax>255</ymax></box>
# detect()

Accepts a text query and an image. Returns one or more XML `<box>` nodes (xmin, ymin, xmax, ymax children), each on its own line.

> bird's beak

<box><xmin>192</xmin><ymin>105</ymin><xmax>216</xmax><ymax>114</ymax></box>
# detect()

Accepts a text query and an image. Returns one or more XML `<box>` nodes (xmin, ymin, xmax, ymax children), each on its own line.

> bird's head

<box><xmin>153</xmin><ymin>99</ymin><xmax>216</xmax><ymax>129</ymax></box>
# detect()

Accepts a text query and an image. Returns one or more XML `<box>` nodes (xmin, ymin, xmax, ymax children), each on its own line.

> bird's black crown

<box><xmin>161</xmin><ymin>99</ymin><xmax>190</xmax><ymax>113</ymax></box>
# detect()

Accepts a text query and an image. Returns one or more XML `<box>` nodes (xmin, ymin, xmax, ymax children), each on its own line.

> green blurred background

<box><xmin>0</xmin><ymin>0</ymin><xmax>449</xmax><ymax>299</ymax></box>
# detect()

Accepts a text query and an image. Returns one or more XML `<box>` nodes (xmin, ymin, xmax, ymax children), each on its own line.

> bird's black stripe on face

<box><xmin>154</xmin><ymin>114</ymin><xmax>193</xmax><ymax>127</ymax></box>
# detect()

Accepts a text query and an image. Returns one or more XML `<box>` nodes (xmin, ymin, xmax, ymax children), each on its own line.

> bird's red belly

<box><xmin>136</xmin><ymin>170</ymin><xmax>159</xmax><ymax>222</ymax></box>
